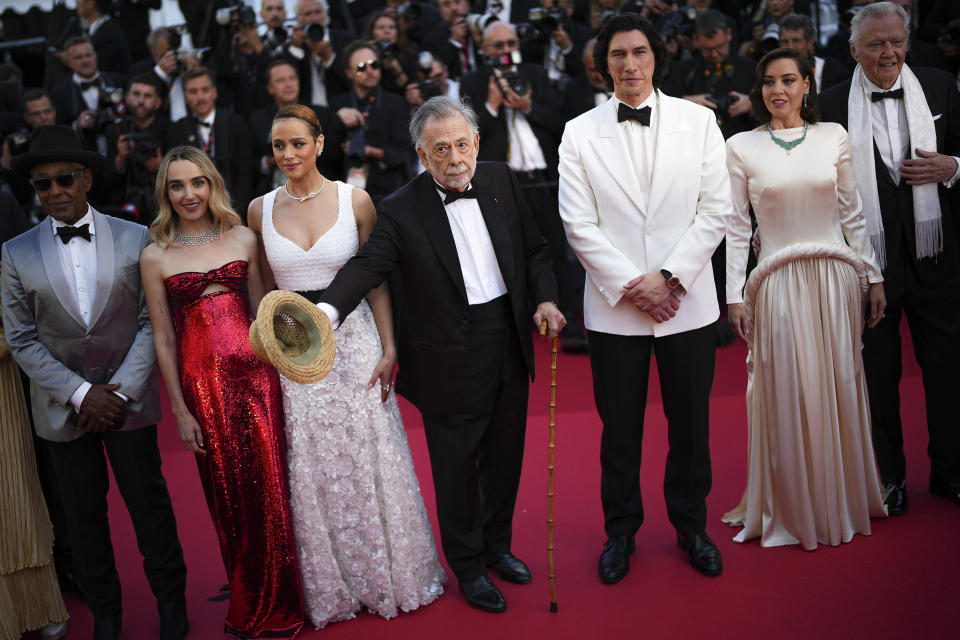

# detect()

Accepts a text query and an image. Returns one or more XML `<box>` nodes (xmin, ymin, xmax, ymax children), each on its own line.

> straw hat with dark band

<box><xmin>249</xmin><ymin>290</ymin><xmax>335</xmax><ymax>385</ymax></box>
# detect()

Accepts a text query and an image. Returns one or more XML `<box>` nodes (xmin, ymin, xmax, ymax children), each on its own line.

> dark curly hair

<box><xmin>592</xmin><ymin>13</ymin><xmax>670</xmax><ymax>91</ymax></box>
<box><xmin>749</xmin><ymin>47</ymin><xmax>819</xmax><ymax>124</ymax></box>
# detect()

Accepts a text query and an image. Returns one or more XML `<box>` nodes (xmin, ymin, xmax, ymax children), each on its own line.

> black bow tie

<box><xmin>871</xmin><ymin>88</ymin><xmax>904</xmax><ymax>102</ymax></box>
<box><xmin>439</xmin><ymin>185</ymin><xmax>478</xmax><ymax>206</ymax></box>
<box><xmin>197</xmin><ymin>120</ymin><xmax>213</xmax><ymax>129</ymax></box>
<box><xmin>618</xmin><ymin>103</ymin><xmax>651</xmax><ymax>126</ymax></box>
<box><xmin>77</xmin><ymin>80</ymin><xmax>99</xmax><ymax>91</ymax></box>
<box><xmin>56</xmin><ymin>224</ymin><xmax>91</xmax><ymax>244</ymax></box>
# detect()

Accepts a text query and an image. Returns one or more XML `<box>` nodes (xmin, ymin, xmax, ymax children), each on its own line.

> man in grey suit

<box><xmin>1</xmin><ymin>126</ymin><xmax>188</xmax><ymax>640</ymax></box>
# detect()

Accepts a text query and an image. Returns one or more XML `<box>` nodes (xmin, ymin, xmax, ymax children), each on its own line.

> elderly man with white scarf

<box><xmin>819</xmin><ymin>1</ymin><xmax>960</xmax><ymax>517</ymax></box>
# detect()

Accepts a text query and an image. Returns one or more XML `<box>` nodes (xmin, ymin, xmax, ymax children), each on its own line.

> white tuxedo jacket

<box><xmin>558</xmin><ymin>91</ymin><xmax>731</xmax><ymax>337</ymax></box>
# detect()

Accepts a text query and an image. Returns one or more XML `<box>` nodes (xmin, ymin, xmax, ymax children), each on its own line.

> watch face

<box><xmin>667</xmin><ymin>276</ymin><xmax>680</xmax><ymax>289</ymax></box>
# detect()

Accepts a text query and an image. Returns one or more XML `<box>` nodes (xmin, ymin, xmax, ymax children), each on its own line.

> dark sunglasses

<box><xmin>355</xmin><ymin>59</ymin><xmax>381</xmax><ymax>73</ymax></box>
<box><xmin>30</xmin><ymin>169</ymin><xmax>85</xmax><ymax>192</ymax></box>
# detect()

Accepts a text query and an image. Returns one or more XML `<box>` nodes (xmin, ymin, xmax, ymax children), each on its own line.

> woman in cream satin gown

<box><xmin>723</xmin><ymin>48</ymin><xmax>888</xmax><ymax>550</ymax></box>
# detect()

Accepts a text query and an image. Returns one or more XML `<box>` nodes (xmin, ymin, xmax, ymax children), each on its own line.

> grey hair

<box><xmin>850</xmin><ymin>2</ymin><xmax>910</xmax><ymax>48</ymax></box>
<box><xmin>296</xmin><ymin>0</ymin><xmax>330</xmax><ymax>24</ymax></box>
<box><xmin>483</xmin><ymin>20</ymin><xmax>514</xmax><ymax>44</ymax></box>
<box><xmin>409</xmin><ymin>96</ymin><xmax>480</xmax><ymax>149</ymax></box>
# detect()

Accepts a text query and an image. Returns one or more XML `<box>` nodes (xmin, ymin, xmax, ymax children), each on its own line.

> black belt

<box><xmin>295</xmin><ymin>289</ymin><xmax>325</xmax><ymax>304</ymax></box>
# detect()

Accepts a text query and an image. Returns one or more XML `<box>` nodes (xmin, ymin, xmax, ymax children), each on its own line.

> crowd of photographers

<box><xmin>2</xmin><ymin>0</ymin><xmax>960</xmax><ymax>348</ymax></box>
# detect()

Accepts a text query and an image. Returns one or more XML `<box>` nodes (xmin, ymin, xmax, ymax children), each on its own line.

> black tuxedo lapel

<box><xmin>213</xmin><ymin>115</ymin><xmax>229</xmax><ymax>165</ymax></box>
<box><xmin>474</xmin><ymin>170</ymin><xmax>515</xmax><ymax>285</ymax></box>
<box><xmin>873</xmin><ymin>141</ymin><xmax>898</xmax><ymax>189</ymax></box>
<box><xmin>416</xmin><ymin>174</ymin><xmax>468</xmax><ymax>303</ymax></box>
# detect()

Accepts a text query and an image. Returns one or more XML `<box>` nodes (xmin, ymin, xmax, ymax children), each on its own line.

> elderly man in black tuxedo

<box><xmin>319</xmin><ymin>96</ymin><xmax>564</xmax><ymax>613</ymax></box>
<box><xmin>819</xmin><ymin>1</ymin><xmax>960</xmax><ymax>515</ymax></box>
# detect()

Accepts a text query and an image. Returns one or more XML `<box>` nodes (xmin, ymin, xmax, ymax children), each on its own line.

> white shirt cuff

<box><xmin>317</xmin><ymin>302</ymin><xmax>340</xmax><ymax>329</ymax></box>
<box><xmin>943</xmin><ymin>156</ymin><xmax>960</xmax><ymax>188</ymax></box>
<box><xmin>485</xmin><ymin>103</ymin><xmax>498</xmax><ymax>118</ymax></box>
<box><xmin>153</xmin><ymin>64</ymin><xmax>169</xmax><ymax>81</ymax></box>
<box><xmin>69</xmin><ymin>381</ymin><xmax>92</xmax><ymax>411</ymax></box>
<box><xmin>114</xmin><ymin>391</ymin><xmax>129</xmax><ymax>403</ymax></box>
<box><xmin>322</xmin><ymin>52</ymin><xmax>336</xmax><ymax>69</ymax></box>
<box><xmin>289</xmin><ymin>45</ymin><xmax>305</xmax><ymax>60</ymax></box>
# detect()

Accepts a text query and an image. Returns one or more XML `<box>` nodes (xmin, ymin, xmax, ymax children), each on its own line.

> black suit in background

<box><xmin>89</xmin><ymin>18</ymin><xmax>132</xmax><ymax>76</ymax></box>
<box><xmin>247</xmin><ymin>102</ymin><xmax>341</xmax><ymax>196</ymax></box>
<box><xmin>321</xmin><ymin>163</ymin><xmax>558</xmax><ymax>581</ymax></box>
<box><xmin>519</xmin><ymin>19</ymin><xmax>593</xmax><ymax>89</ymax></box>
<box><xmin>51</xmin><ymin>72</ymin><xmax>128</xmax><ymax>129</ymax></box>
<box><xmin>819</xmin><ymin>66</ymin><xmax>960</xmax><ymax>489</ymax></box>
<box><xmin>284</xmin><ymin>30</ymin><xmax>354</xmax><ymax>107</ymax></box>
<box><xmin>328</xmin><ymin>88</ymin><xmax>412</xmax><ymax>202</ymax></box>
<box><xmin>661</xmin><ymin>52</ymin><xmax>756</xmax><ymax>139</ymax></box>
<box><xmin>103</xmin><ymin>116</ymin><xmax>170</xmax><ymax>225</ymax></box>
<box><xmin>818</xmin><ymin>56</ymin><xmax>851</xmax><ymax>92</ymax></box>
<box><xmin>0</xmin><ymin>190</ymin><xmax>30</xmax><ymax>242</ymax></box>
<box><xmin>167</xmin><ymin>111</ymin><xmax>254</xmax><ymax>216</ymax></box>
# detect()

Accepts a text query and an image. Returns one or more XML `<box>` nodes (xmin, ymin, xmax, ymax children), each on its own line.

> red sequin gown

<box><xmin>164</xmin><ymin>260</ymin><xmax>303</xmax><ymax>639</ymax></box>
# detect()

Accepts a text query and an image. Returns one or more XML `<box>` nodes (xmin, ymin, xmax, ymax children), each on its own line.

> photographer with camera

<box><xmin>131</xmin><ymin>27</ymin><xmax>200</xmax><ymax>123</ymax></box>
<box><xmin>285</xmin><ymin>0</ymin><xmax>354</xmax><ymax>107</ymax></box>
<box><xmin>51</xmin><ymin>36</ymin><xmax>127</xmax><ymax>155</ymax></box>
<box><xmin>405</xmin><ymin>52</ymin><xmax>460</xmax><ymax>113</ymax></box>
<box><xmin>461</xmin><ymin>21</ymin><xmax>584</xmax><ymax>350</ymax></box>
<box><xmin>209</xmin><ymin>4</ymin><xmax>274</xmax><ymax>116</ymax></box>
<box><xmin>662</xmin><ymin>9</ymin><xmax>754</xmax><ymax>140</ymax></box>
<box><xmin>72</xmin><ymin>0</ymin><xmax>132</xmax><ymax>76</ymax></box>
<box><xmin>329</xmin><ymin>41</ymin><xmax>412</xmax><ymax>202</ymax></box>
<box><xmin>102</xmin><ymin>74</ymin><xmax>168</xmax><ymax>226</ymax></box>
<box><xmin>364</xmin><ymin>10</ymin><xmax>422</xmax><ymax>95</ymax></box>
<box><xmin>518</xmin><ymin>0</ymin><xmax>592</xmax><ymax>90</ymax></box>
<box><xmin>421</xmin><ymin>0</ymin><xmax>484</xmax><ymax>80</ymax></box>
<box><xmin>261</xmin><ymin>0</ymin><xmax>291</xmax><ymax>52</ymax></box>
<box><xmin>1</xmin><ymin>90</ymin><xmax>59</xmax><ymax>214</ymax></box>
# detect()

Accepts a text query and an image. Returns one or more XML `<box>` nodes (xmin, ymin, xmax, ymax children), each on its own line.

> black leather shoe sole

<box><xmin>677</xmin><ymin>532</ymin><xmax>722</xmax><ymax>577</ymax></box>
<box><xmin>929</xmin><ymin>479</ymin><xmax>960</xmax><ymax>507</ymax></box>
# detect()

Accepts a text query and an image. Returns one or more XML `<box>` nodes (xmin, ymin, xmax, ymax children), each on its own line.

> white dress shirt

<box><xmin>52</xmin><ymin>208</ymin><xmax>99</xmax><ymax>410</ymax></box>
<box><xmin>73</xmin><ymin>73</ymin><xmax>101</xmax><ymax>112</ymax></box>
<box><xmin>485</xmin><ymin>81</ymin><xmax>548</xmax><ymax>172</ymax></box>
<box><xmin>614</xmin><ymin>92</ymin><xmax>659</xmax><ymax>208</ymax></box>
<box><xmin>865</xmin><ymin>75</ymin><xmax>960</xmax><ymax>186</ymax></box>
<box><xmin>289</xmin><ymin>37</ymin><xmax>335</xmax><ymax>107</ymax></box>
<box><xmin>436</xmin><ymin>184</ymin><xmax>507</xmax><ymax>304</ymax></box>
<box><xmin>196</xmin><ymin>108</ymin><xmax>216</xmax><ymax>149</ymax></box>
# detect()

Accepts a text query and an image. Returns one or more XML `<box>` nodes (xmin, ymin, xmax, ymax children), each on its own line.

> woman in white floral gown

<box><xmin>248</xmin><ymin>105</ymin><xmax>445</xmax><ymax>628</ymax></box>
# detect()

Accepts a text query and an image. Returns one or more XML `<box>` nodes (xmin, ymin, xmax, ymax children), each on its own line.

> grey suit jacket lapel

<box><xmin>87</xmin><ymin>210</ymin><xmax>114</xmax><ymax>329</ymax></box>
<box><xmin>38</xmin><ymin>221</ymin><xmax>86</xmax><ymax>327</ymax></box>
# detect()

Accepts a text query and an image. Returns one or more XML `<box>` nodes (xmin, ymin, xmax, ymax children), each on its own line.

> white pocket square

<box><xmin>933</xmin><ymin>114</ymin><xmax>943</xmax><ymax>121</ymax></box>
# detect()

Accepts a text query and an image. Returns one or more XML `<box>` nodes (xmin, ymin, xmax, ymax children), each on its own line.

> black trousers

<box><xmin>588</xmin><ymin>325</ymin><xmax>716</xmax><ymax>537</ymax></box>
<box><xmin>863</xmin><ymin>235</ymin><xmax>960</xmax><ymax>486</ymax></box>
<box><xmin>420</xmin><ymin>296</ymin><xmax>529</xmax><ymax>582</ymax></box>
<box><xmin>46</xmin><ymin>425</ymin><xmax>187</xmax><ymax>622</ymax></box>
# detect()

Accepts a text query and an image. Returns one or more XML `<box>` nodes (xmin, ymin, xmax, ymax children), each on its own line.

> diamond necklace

<box><xmin>284</xmin><ymin>177</ymin><xmax>326</xmax><ymax>202</ymax></box>
<box><xmin>174</xmin><ymin>225</ymin><xmax>221</xmax><ymax>246</ymax></box>
<box><xmin>767</xmin><ymin>121</ymin><xmax>808</xmax><ymax>154</ymax></box>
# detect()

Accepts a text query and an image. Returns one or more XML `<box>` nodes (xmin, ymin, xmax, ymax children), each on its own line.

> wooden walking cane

<box><xmin>539</xmin><ymin>320</ymin><xmax>559</xmax><ymax>612</ymax></box>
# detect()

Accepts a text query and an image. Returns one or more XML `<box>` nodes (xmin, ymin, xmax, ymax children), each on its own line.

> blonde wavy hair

<box><xmin>151</xmin><ymin>146</ymin><xmax>242</xmax><ymax>247</ymax></box>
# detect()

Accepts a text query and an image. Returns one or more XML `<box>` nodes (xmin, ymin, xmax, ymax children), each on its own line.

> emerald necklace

<box><xmin>767</xmin><ymin>122</ymin><xmax>808</xmax><ymax>154</ymax></box>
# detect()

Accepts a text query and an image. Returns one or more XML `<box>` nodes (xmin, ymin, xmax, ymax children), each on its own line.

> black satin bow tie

<box><xmin>197</xmin><ymin>120</ymin><xmax>213</xmax><ymax>129</ymax></box>
<box><xmin>56</xmin><ymin>224</ymin><xmax>91</xmax><ymax>244</ymax></box>
<box><xmin>439</xmin><ymin>185</ymin><xmax>478</xmax><ymax>206</ymax></box>
<box><xmin>871</xmin><ymin>88</ymin><xmax>904</xmax><ymax>102</ymax></box>
<box><xmin>77</xmin><ymin>80</ymin><xmax>99</xmax><ymax>91</ymax></box>
<box><xmin>617</xmin><ymin>103</ymin><xmax>651</xmax><ymax>126</ymax></box>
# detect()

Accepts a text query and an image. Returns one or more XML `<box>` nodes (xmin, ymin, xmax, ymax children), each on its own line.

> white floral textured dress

<box><xmin>261</xmin><ymin>183</ymin><xmax>445</xmax><ymax>628</ymax></box>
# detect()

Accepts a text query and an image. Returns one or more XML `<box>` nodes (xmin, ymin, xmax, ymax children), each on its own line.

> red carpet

<box><xmin>56</xmin><ymin>320</ymin><xmax>959</xmax><ymax>639</ymax></box>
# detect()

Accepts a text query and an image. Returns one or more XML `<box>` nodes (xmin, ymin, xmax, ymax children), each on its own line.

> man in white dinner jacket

<box><xmin>558</xmin><ymin>12</ymin><xmax>731</xmax><ymax>584</ymax></box>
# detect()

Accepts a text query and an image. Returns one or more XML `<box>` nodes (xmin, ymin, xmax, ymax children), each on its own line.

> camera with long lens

<box><xmin>659</xmin><ymin>8</ymin><xmax>696</xmax><ymax>40</ymax></box>
<box><xmin>306</xmin><ymin>22</ymin><xmax>326</xmax><ymax>43</ymax></box>
<box><xmin>417</xmin><ymin>78</ymin><xmax>443</xmax><ymax>99</ymax></box>
<box><xmin>6</xmin><ymin>128</ymin><xmax>30</xmax><ymax>157</ymax></box>
<box><xmin>266</xmin><ymin>19</ymin><xmax>297</xmax><ymax>49</ymax></box>
<box><xmin>375</xmin><ymin>40</ymin><xmax>399</xmax><ymax>59</ymax></box>
<box><xmin>215</xmin><ymin>2</ymin><xmax>257</xmax><ymax>30</ymax></box>
<box><xmin>516</xmin><ymin>7</ymin><xmax>566</xmax><ymax>46</ymax></box>
<box><xmin>96</xmin><ymin>87</ymin><xmax>127</xmax><ymax>131</ymax></box>
<box><xmin>124</xmin><ymin>130</ymin><xmax>159</xmax><ymax>164</ymax></box>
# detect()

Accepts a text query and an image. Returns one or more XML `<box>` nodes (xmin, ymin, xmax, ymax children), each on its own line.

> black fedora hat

<box><xmin>11</xmin><ymin>125</ymin><xmax>105</xmax><ymax>177</ymax></box>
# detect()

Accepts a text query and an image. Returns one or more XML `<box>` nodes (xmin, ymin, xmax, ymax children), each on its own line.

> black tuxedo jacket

<box><xmin>563</xmin><ymin>74</ymin><xmax>611</xmax><ymax>122</ymax></box>
<box><xmin>519</xmin><ymin>19</ymin><xmax>593</xmax><ymax>82</ymax></box>
<box><xmin>661</xmin><ymin>52</ymin><xmax>756</xmax><ymax>139</ymax></box>
<box><xmin>819</xmin><ymin>66</ymin><xmax>960</xmax><ymax>286</ymax></box>
<box><xmin>283</xmin><ymin>30</ymin><xmax>353</xmax><ymax>107</ymax></box>
<box><xmin>819</xmin><ymin>56</ymin><xmax>851</xmax><ymax>92</ymax></box>
<box><xmin>328</xmin><ymin>89</ymin><xmax>412</xmax><ymax>201</ymax></box>
<box><xmin>51</xmin><ymin>72</ymin><xmax>128</xmax><ymax>126</ymax></box>
<box><xmin>422</xmin><ymin>33</ymin><xmax>483</xmax><ymax>81</ymax></box>
<box><xmin>0</xmin><ymin>190</ymin><xmax>30</xmax><ymax>245</ymax></box>
<box><xmin>459</xmin><ymin>64</ymin><xmax>565</xmax><ymax>172</ymax></box>
<box><xmin>321</xmin><ymin>162</ymin><xmax>558</xmax><ymax>416</ymax></box>
<box><xmin>168</xmin><ymin>111</ymin><xmax>253</xmax><ymax>214</ymax></box>
<box><xmin>91</xmin><ymin>18</ymin><xmax>132</xmax><ymax>76</ymax></box>
<box><xmin>247</xmin><ymin>102</ymin><xmax>341</xmax><ymax>194</ymax></box>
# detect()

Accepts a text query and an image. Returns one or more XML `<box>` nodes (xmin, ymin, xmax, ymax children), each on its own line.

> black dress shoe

<box><xmin>92</xmin><ymin>616</ymin><xmax>121</xmax><ymax>640</ymax></box>
<box><xmin>487</xmin><ymin>552</ymin><xmax>531</xmax><ymax>584</ymax></box>
<box><xmin>929</xmin><ymin>478</ymin><xmax>960</xmax><ymax>507</ymax></box>
<box><xmin>560</xmin><ymin>325</ymin><xmax>589</xmax><ymax>354</ymax></box>
<box><xmin>158</xmin><ymin>598</ymin><xmax>189</xmax><ymax>640</ymax></box>
<box><xmin>676</xmin><ymin>531</ymin><xmax>722</xmax><ymax>577</ymax></box>
<box><xmin>459</xmin><ymin>575</ymin><xmax>506</xmax><ymax>613</ymax></box>
<box><xmin>598</xmin><ymin>536</ymin><xmax>635</xmax><ymax>584</ymax></box>
<box><xmin>883</xmin><ymin>481</ymin><xmax>909</xmax><ymax>516</ymax></box>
